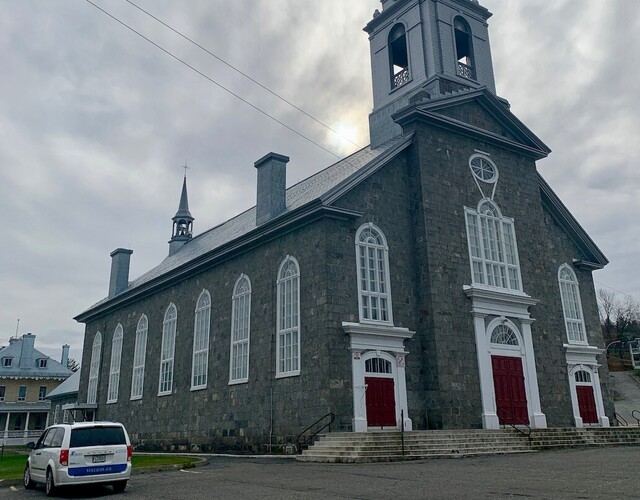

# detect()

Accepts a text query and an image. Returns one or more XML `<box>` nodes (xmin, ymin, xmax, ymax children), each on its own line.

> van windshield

<box><xmin>70</xmin><ymin>426</ymin><xmax>126</xmax><ymax>447</ymax></box>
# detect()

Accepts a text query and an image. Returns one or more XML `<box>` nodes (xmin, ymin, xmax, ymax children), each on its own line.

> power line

<box><xmin>595</xmin><ymin>281</ymin><xmax>639</xmax><ymax>302</ymax></box>
<box><xmin>124</xmin><ymin>0</ymin><xmax>362</xmax><ymax>150</ymax></box>
<box><xmin>84</xmin><ymin>0</ymin><xmax>342</xmax><ymax>159</ymax></box>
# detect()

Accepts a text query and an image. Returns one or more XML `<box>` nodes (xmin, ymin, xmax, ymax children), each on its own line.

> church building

<box><xmin>74</xmin><ymin>0</ymin><xmax>613</xmax><ymax>451</ymax></box>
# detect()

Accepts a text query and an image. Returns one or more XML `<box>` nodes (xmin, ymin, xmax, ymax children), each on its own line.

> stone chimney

<box><xmin>108</xmin><ymin>248</ymin><xmax>133</xmax><ymax>298</ymax></box>
<box><xmin>255</xmin><ymin>153</ymin><xmax>289</xmax><ymax>226</ymax></box>
<box><xmin>61</xmin><ymin>344</ymin><xmax>70</xmax><ymax>368</ymax></box>
<box><xmin>19</xmin><ymin>332</ymin><xmax>36</xmax><ymax>368</ymax></box>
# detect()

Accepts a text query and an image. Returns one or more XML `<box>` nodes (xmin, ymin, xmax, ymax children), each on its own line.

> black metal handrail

<box><xmin>400</xmin><ymin>409</ymin><xmax>405</xmax><ymax>457</ymax></box>
<box><xmin>614</xmin><ymin>412</ymin><xmax>628</xmax><ymax>426</ymax></box>
<box><xmin>631</xmin><ymin>409</ymin><xmax>640</xmax><ymax>426</ymax></box>
<box><xmin>295</xmin><ymin>412</ymin><xmax>335</xmax><ymax>454</ymax></box>
<box><xmin>497</xmin><ymin>408</ymin><xmax>532</xmax><ymax>446</ymax></box>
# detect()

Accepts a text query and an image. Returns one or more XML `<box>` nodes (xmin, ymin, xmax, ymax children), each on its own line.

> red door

<box><xmin>492</xmin><ymin>355</ymin><xmax>529</xmax><ymax>425</ymax></box>
<box><xmin>576</xmin><ymin>386</ymin><xmax>598</xmax><ymax>424</ymax></box>
<box><xmin>365</xmin><ymin>377</ymin><xmax>396</xmax><ymax>427</ymax></box>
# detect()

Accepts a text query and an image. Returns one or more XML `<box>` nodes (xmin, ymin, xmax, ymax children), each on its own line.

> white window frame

<box><xmin>191</xmin><ymin>290</ymin><xmax>211</xmax><ymax>390</ymax></box>
<box><xmin>2</xmin><ymin>357</ymin><xmax>12</xmax><ymax>367</ymax></box>
<box><xmin>107</xmin><ymin>324</ymin><xmax>123</xmax><ymax>403</ymax></box>
<box><xmin>38</xmin><ymin>386</ymin><xmax>47</xmax><ymax>401</ymax></box>
<box><xmin>0</xmin><ymin>385</ymin><xmax>5</xmax><ymax>402</ymax></box>
<box><xmin>130</xmin><ymin>314</ymin><xmax>148</xmax><ymax>400</ymax></box>
<box><xmin>464</xmin><ymin>199</ymin><xmax>523</xmax><ymax>292</ymax></box>
<box><xmin>38</xmin><ymin>358</ymin><xmax>48</xmax><ymax>368</ymax></box>
<box><xmin>230</xmin><ymin>275</ymin><xmax>251</xmax><ymax>384</ymax></box>
<box><xmin>87</xmin><ymin>331</ymin><xmax>102</xmax><ymax>404</ymax></box>
<box><xmin>355</xmin><ymin>223</ymin><xmax>394</xmax><ymax>325</ymax></box>
<box><xmin>158</xmin><ymin>304</ymin><xmax>177</xmax><ymax>396</ymax></box>
<box><xmin>17</xmin><ymin>385</ymin><xmax>27</xmax><ymax>402</ymax></box>
<box><xmin>276</xmin><ymin>256</ymin><xmax>301</xmax><ymax>378</ymax></box>
<box><xmin>558</xmin><ymin>264</ymin><xmax>588</xmax><ymax>344</ymax></box>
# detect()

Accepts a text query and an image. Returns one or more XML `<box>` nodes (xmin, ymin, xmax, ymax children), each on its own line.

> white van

<box><xmin>24</xmin><ymin>421</ymin><xmax>132</xmax><ymax>496</ymax></box>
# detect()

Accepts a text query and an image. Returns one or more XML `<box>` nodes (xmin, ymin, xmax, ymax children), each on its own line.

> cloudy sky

<box><xmin>1</xmin><ymin>0</ymin><xmax>638</xmax><ymax>362</ymax></box>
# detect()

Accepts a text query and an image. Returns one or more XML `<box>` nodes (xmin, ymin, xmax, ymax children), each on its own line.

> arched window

<box><xmin>454</xmin><ymin>16</ymin><xmax>475</xmax><ymax>79</ymax></box>
<box><xmin>389</xmin><ymin>23</ymin><xmax>409</xmax><ymax>88</ymax></box>
<box><xmin>131</xmin><ymin>315</ymin><xmax>148</xmax><ymax>400</ymax></box>
<box><xmin>465</xmin><ymin>197</ymin><xmax>522</xmax><ymax>292</ymax></box>
<box><xmin>191</xmin><ymin>290</ymin><xmax>211</xmax><ymax>390</ymax></box>
<box><xmin>365</xmin><ymin>357</ymin><xmax>392</xmax><ymax>374</ymax></box>
<box><xmin>356</xmin><ymin>223</ymin><xmax>393</xmax><ymax>324</ymax></box>
<box><xmin>277</xmin><ymin>256</ymin><xmax>300</xmax><ymax>377</ymax></box>
<box><xmin>87</xmin><ymin>332</ymin><xmax>102</xmax><ymax>404</ymax></box>
<box><xmin>159</xmin><ymin>304</ymin><xmax>177</xmax><ymax>395</ymax></box>
<box><xmin>230</xmin><ymin>275</ymin><xmax>251</xmax><ymax>383</ymax></box>
<box><xmin>558</xmin><ymin>265</ymin><xmax>587</xmax><ymax>343</ymax></box>
<box><xmin>575</xmin><ymin>370</ymin><xmax>591</xmax><ymax>383</ymax></box>
<box><xmin>107</xmin><ymin>324</ymin><xmax>123</xmax><ymax>403</ymax></box>
<box><xmin>490</xmin><ymin>324</ymin><xmax>519</xmax><ymax>346</ymax></box>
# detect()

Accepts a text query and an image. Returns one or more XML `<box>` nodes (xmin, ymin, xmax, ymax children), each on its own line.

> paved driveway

<box><xmin>2</xmin><ymin>447</ymin><xmax>638</xmax><ymax>499</ymax></box>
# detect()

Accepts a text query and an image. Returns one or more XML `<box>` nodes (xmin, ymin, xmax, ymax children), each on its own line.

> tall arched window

<box><xmin>389</xmin><ymin>23</ymin><xmax>409</xmax><ymax>88</ymax></box>
<box><xmin>130</xmin><ymin>314</ymin><xmax>148</xmax><ymax>400</ymax></box>
<box><xmin>107</xmin><ymin>324</ymin><xmax>123</xmax><ymax>403</ymax></box>
<box><xmin>230</xmin><ymin>275</ymin><xmax>251</xmax><ymax>383</ymax></box>
<box><xmin>454</xmin><ymin>16</ymin><xmax>475</xmax><ymax>79</ymax></box>
<box><xmin>277</xmin><ymin>256</ymin><xmax>300</xmax><ymax>377</ymax></box>
<box><xmin>465</xmin><ymin>198</ymin><xmax>522</xmax><ymax>292</ymax></box>
<box><xmin>191</xmin><ymin>290</ymin><xmax>211</xmax><ymax>390</ymax></box>
<box><xmin>356</xmin><ymin>223</ymin><xmax>393</xmax><ymax>324</ymax></box>
<box><xmin>87</xmin><ymin>332</ymin><xmax>102</xmax><ymax>404</ymax></box>
<box><xmin>159</xmin><ymin>304</ymin><xmax>177</xmax><ymax>395</ymax></box>
<box><xmin>558</xmin><ymin>264</ymin><xmax>587</xmax><ymax>344</ymax></box>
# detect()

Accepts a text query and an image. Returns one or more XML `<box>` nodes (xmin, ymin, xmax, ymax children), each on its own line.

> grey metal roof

<box><xmin>78</xmin><ymin>140</ymin><xmax>405</xmax><ymax>317</ymax></box>
<box><xmin>0</xmin><ymin>335</ymin><xmax>72</xmax><ymax>380</ymax></box>
<box><xmin>46</xmin><ymin>369</ymin><xmax>80</xmax><ymax>399</ymax></box>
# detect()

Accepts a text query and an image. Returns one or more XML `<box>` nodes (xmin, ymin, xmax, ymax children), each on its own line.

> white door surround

<box><xmin>564</xmin><ymin>345</ymin><xmax>610</xmax><ymax>427</ymax></box>
<box><xmin>343</xmin><ymin>322</ymin><xmax>415</xmax><ymax>432</ymax></box>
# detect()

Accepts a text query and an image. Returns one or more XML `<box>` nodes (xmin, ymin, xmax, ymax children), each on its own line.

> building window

<box><xmin>454</xmin><ymin>16</ymin><xmax>475</xmax><ymax>79</ymax></box>
<box><xmin>159</xmin><ymin>304</ymin><xmax>177</xmax><ymax>395</ymax></box>
<box><xmin>18</xmin><ymin>385</ymin><xmax>27</xmax><ymax>402</ymax></box>
<box><xmin>469</xmin><ymin>154</ymin><xmax>498</xmax><ymax>183</ymax></box>
<box><xmin>0</xmin><ymin>386</ymin><xmax>5</xmax><ymax>401</ymax></box>
<box><xmin>38</xmin><ymin>358</ymin><xmax>48</xmax><ymax>368</ymax></box>
<box><xmin>131</xmin><ymin>314</ymin><xmax>148</xmax><ymax>400</ymax></box>
<box><xmin>490</xmin><ymin>324</ymin><xmax>519</xmax><ymax>346</ymax></box>
<box><xmin>191</xmin><ymin>290</ymin><xmax>211</xmax><ymax>390</ymax></box>
<box><xmin>87</xmin><ymin>332</ymin><xmax>102</xmax><ymax>404</ymax></box>
<box><xmin>107</xmin><ymin>324</ymin><xmax>123</xmax><ymax>403</ymax></box>
<box><xmin>277</xmin><ymin>256</ymin><xmax>300</xmax><ymax>377</ymax></box>
<box><xmin>575</xmin><ymin>370</ymin><xmax>591</xmax><ymax>383</ymax></box>
<box><xmin>38</xmin><ymin>386</ymin><xmax>47</xmax><ymax>401</ymax></box>
<box><xmin>2</xmin><ymin>357</ymin><xmax>12</xmax><ymax>367</ymax></box>
<box><xmin>230</xmin><ymin>275</ymin><xmax>251</xmax><ymax>384</ymax></box>
<box><xmin>389</xmin><ymin>23</ymin><xmax>409</xmax><ymax>88</ymax></box>
<box><xmin>558</xmin><ymin>264</ymin><xmax>587</xmax><ymax>344</ymax></box>
<box><xmin>356</xmin><ymin>223</ymin><xmax>393</xmax><ymax>324</ymax></box>
<box><xmin>54</xmin><ymin>404</ymin><xmax>60</xmax><ymax>424</ymax></box>
<box><xmin>465</xmin><ymin>199</ymin><xmax>522</xmax><ymax>292</ymax></box>
<box><xmin>365</xmin><ymin>358</ymin><xmax>392</xmax><ymax>374</ymax></box>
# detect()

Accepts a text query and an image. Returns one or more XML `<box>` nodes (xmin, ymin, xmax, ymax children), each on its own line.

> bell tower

<box><xmin>168</xmin><ymin>175</ymin><xmax>194</xmax><ymax>256</ymax></box>
<box><xmin>366</xmin><ymin>0</ymin><xmax>497</xmax><ymax>147</ymax></box>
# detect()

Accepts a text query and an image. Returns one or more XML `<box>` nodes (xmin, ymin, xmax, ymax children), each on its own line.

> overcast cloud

<box><xmin>1</xmin><ymin>0</ymin><xmax>638</xmax><ymax>362</ymax></box>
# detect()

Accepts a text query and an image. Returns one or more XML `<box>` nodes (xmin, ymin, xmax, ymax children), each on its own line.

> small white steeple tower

<box><xmin>365</xmin><ymin>0</ymin><xmax>497</xmax><ymax>147</ymax></box>
<box><xmin>168</xmin><ymin>175</ymin><xmax>194</xmax><ymax>256</ymax></box>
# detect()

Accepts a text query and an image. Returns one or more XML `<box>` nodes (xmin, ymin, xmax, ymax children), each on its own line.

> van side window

<box><xmin>51</xmin><ymin>427</ymin><xmax>65</xmax><ymax>447</ymax></box>
<box><xmin>35</xmin><ymin>430</ymin><xmax>50</xmax><ymax>449</ymax></box>
<box><xmin>42</xmin><ymin>429</ymin><xmax>58</xmax><ymax>448</ymax></box>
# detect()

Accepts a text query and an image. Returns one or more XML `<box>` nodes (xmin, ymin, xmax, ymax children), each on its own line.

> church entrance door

<box><xmin>365</xmin><ymin>377</ymin><xmax>396</xmax><ymax>427</ymax></box>
<box><xmin>492</xmin><ymin>355</ymin><xmax>529</xmax><ymax>425</ymax></box>
<box><xmin>576</xmin><ymin>386</ymin><xmax>598</xmax><ymax>424</ymax></box>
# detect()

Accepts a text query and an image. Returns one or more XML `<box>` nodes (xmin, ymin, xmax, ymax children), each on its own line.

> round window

<box><xmin>469</xmin><ymin>155</ymin><xmax>498</xmax><ymax>183</ymax></box>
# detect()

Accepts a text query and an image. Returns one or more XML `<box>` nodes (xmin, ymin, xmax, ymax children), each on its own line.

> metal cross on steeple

<box><xmin>180</xmin><ymin>160</ymin><xmax>190</xmax><ymax>179</ymax></box>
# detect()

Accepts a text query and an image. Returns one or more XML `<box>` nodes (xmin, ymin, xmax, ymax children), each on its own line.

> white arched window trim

<box><xmin>191</xmin><ymin>290</ymin><xmax>211</xmax><ymax>390</ymax></box>
<box><xmin>131</xmin><ymin>314</ymin><xmax>148</xmax><ymax>400</ymax></box>
<box><xmin>87</xmin><ymin>331</ymin><xmax>102</xmax><ymax>404</ymax></box>
<box><xmin>276</xmin><ymin>256</ymin><xmax>300</xmax><ymax>378</ymax></box>
<box><xmin>158</xmin><ymin>303</ymin><xmax>177</xmax><ymax>396</ymax></box>
<box><xmin>465</xmin><ymin>198</ymin><xmax>522</xmax><ymax>293</ymax></box>
<box><xmin>230</xmin><ymin>275</ymin><xmax>251</xmax><ymax>384</ymax></box>
<box><xmin>355</xmin><ymin>223</ymin><xmax>394</xmax><ymax>325</ymax></box>
<box><xmin>107</xmin><ymin>324</ymin><xmax>123</xmax><ymax>403</ymax></box>
<box><xmin>558</xmin><ymin>264</ymin><xmax>587</xmax><ymax>344</ymax></box>
<box><xmin>485</xmin><ymin>317</ymin><xmax>525</xmax><ymax>356</ymax></box>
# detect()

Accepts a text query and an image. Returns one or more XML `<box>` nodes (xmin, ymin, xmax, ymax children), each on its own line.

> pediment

<box><xmin>394</xmin><ymin>88</ymin><xmax>551</xmax><ymax>159</ymax></box>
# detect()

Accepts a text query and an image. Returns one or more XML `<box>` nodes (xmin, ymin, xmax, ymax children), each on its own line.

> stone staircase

<box><xmin>297</xmin><ymin>427</ymin><xmax>640</xmax><ymax>463</ymax></box>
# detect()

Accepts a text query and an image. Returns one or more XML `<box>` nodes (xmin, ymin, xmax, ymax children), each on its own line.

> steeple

<box><xmin>168</xmin><ymin>175</ymin><xmax>194</xmax><ymax>256</ymax></box>
<box><xmin>365</xmin><ymin>0</ymin><xmax>497</xmax><ymax>147</ymax></box>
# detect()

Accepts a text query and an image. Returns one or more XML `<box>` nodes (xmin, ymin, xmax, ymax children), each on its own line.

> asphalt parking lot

<box><xmin>2</xmin><ymin>446</ymin><xmax>638</xmax><ymax>499</ymax></box>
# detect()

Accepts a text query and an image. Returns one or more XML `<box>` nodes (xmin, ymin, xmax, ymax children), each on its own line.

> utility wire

<box><xmin>125</xmin><ymin>0</ymin><xmax>362</xmax><ymax>150</ymax></box>
<box><xmin>595</xmin><ymin>281</ymin><xmax>639</xmax><ymax>302</ymax></box>
<box><xmin>85</xmin><ymin>0</ymin><xmax>342</xmax><ymax>159</ymax></box>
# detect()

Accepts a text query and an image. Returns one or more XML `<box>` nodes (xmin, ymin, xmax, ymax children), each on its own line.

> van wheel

<box><xmin>45</xmin><ymin>468</ymin><xmax>56</xmax><ymax>497</ymax></box>
<box><xmin>23</xmin><ymin>464</ymin><xmax>35</xmax><ymax>489</ymax></box>
<box><xmin>112</xmin><ymin>480</ymin><xmax>127</xmax><ymax>493</ymax></box>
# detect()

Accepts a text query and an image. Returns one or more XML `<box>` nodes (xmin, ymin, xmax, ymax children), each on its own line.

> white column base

<box><xmin>483</xmin><ymin>413</ymin><xmax>500</xmax><ymax>429</ymax></box>
<box><xmin>599</xmin><ymin>416</ymin><xmax>610</xmax><ymax>427</ymax></box>
<box><xmin>402</xmin><ymin>417</ymin><xmax>413</xmax><ymax>431</ymax></box>
<box><xmin>574</xmin><ymin>416</ymin><xmax>584</xmax><ymax>428</ymax></box>
<box><xmin>531</xmin><ymin>412</ymin><xmax>547</xmax><ymax>429</ymax></box>
<box><xmin>353</xmin><ymin>417</ymin><xmax>368</xmax><ymax>433</ymax></box>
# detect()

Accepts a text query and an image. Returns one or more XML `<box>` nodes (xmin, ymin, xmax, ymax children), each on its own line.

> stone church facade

<box><xmin>75</xmin><ymin>0</ymin><xmax>613</xmax><ymax>451</ymax></box>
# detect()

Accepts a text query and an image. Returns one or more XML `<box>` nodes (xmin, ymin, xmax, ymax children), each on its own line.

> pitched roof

<box><xmin>0</xmin><ymin>334</ymin><xmax>72</xmax><ymax>380</ymax></box>
<box><xmin>46</xmin><ymin>369</ymin><xmax>80</xmax><ymax>398</ymax></box>
<box><xmin>75</xmin><ymin>136</ymin><xmax>413</xmax><ymax>321</ymax></box>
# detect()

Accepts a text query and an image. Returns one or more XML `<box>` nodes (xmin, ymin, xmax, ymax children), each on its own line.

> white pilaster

<box><xmin>472</xmin><ymin>312</ymin><xmax>499</xmax><ymax>429</ymax></box>
<box><xmin>521</xmin><ymin>319</ymin><xmax>547</xmax><ymax>428</ymax></box>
